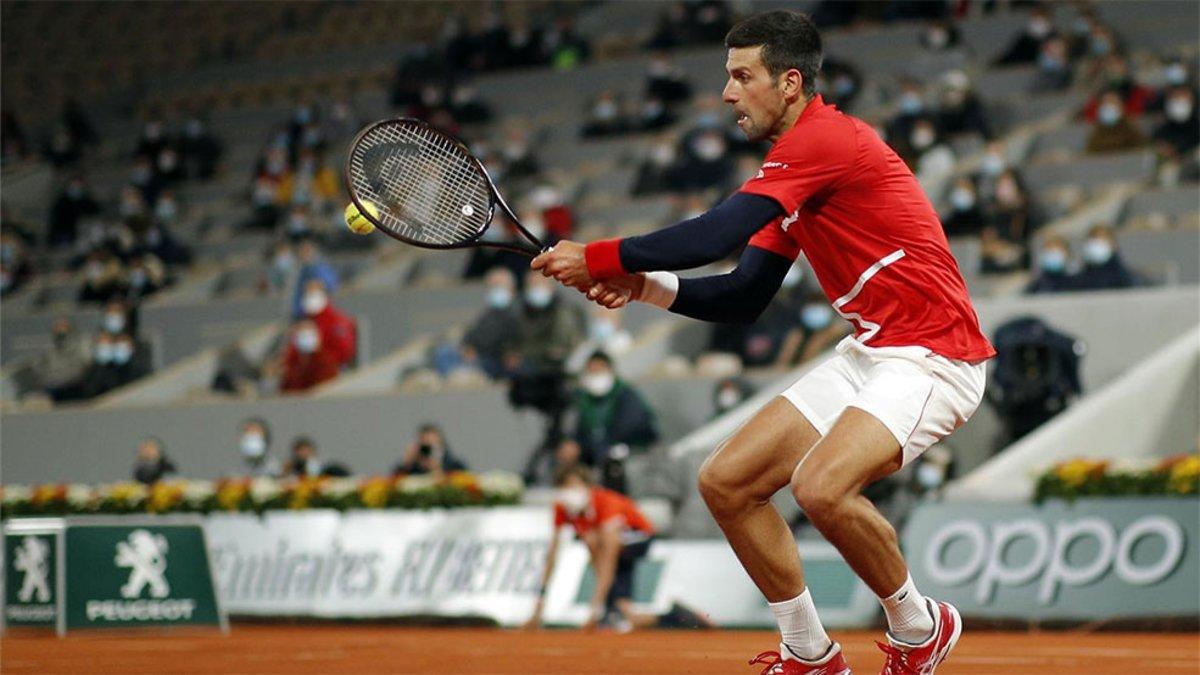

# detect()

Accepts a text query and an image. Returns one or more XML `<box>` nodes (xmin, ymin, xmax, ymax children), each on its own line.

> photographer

<box><xmin>391</xmin><ymin>423</ymin><xmax>469</xmax><ymax>478</ymax></box>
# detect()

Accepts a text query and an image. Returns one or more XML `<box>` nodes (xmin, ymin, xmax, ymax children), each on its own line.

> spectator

<box><xmin>54</xmin><ymin>331</ymin><xmax>150</xmax><ymax>401</ymax></box>
<box><xmin>100</xmin><ymin>297</ymin><xmax>138</xmax><ymax>338</ymax></box>
<box><xmin>32</xmin><ymin>318</ymin><xmax>92</xmax><ymax>399</ymax></box>
<box><xmin>1085</xmin><ymin>90</ymin><xmax>1148</xmax><ymax>154</ymax></box>
<box><xmin>573</xmin><ymin>305</ymin><xmax>634</xmax><ymax>366</ymax></box>
<box><xmin>568</xmin><ymin>351</ymin><xmax>658</xmax><ymax>494</ymax></box>
<box><xmin>646</xmin><ymin>52</ymin><xmax>693</xmax><ymax>104</ymax></box>
<box><xmin>282</xmin><ymin>436</ymin><xmax>350</xmax><ymax>478</ymax></box>
<box><xmin>507</xmin><ymin>270</ymin><xmax>587</xmax><ymax>442</ymax></box>
<box><xmin>133</xmin><ymin>437</ymin><xmax>177</xmax><ymax>485</ymax></box>
<box><xmin>278</xmin><ymin>149</ymin><xmax>339</xmax><ymax>210</ymax></box>
<box><xmin>0</xmin><ymin>230</ymin><xmax>33</xmax><ymax>295</ymax></box>
<box><xmin>291</xmin><ymin>236</ymin><xmax>338</xmax><ymax>318</ymax></box>
<box><xmin>987</xmin><ymin>317</ymin><xmax>1083</xmax><ymax>443</ymax></box>
<box><xmin>886</xmin><ymin>79</ymin><xmax>929</xmax><ymax>159</ymax></box>
<box><xmin>819</xmin><ymin>57</ymin><xmax>863</xmax><ymax>111</ymax></box>
<box><xmin>77</xmin><ymin>251</ymin><xmax>127</xmax><ymax>305</ymax></box>
<box><xmin>298</xmin><ymin>278</ymin><xmax>357</xmax><ymax>368</ymax></box>
<box><xmin>180</xmin><ymin>116</ymin><xmax>222</xmax><ymax>181</ymax></box>
<box><xmin>126</xmin><ymin>253</ymin><xmax>168</xmax><ymax>300</ymax></box>
<box><xmin>47</xmin><ymin>175</ymin><xmax>101</xmax><ymax>248</ymax></box>
<box><xmin>1081</xmin><ymin>55</ymin><xmax>1156</xmax><ymax>122</ymax></box>
<box><xmin>439</xmin><ymin>267</ymin><xmax>521</xmax><ymax>379</ymax></box>
<box><xmin>994</xmin><ymin>5</ymin><xmax>1056</xmax><ymax>66</ymax></box>
<box><xmin>543</xmin><ymin>17</ymin><xmax>590</xmax><ymax>70</ymax></box>
<box><xmin>43</xmin><ymin>126</ymin><xmax>82</xmax><ymax>168</ymax></box>
<box><xmin>709</xmin><ymin>263</ymin><xmax>805</xmax><ymax>366</ymax></box>
<box><xmin>392</xmin><ymin>423</ymin><xmax>468</xmax><ymax>477</ymax></box>
<box><xmin>633</xmin><ymin>135</ymin><xmax>684</xmax><ymax>196</ymax></box>
<box><xmin>938</xmin><ymin>71</ymin><xmax>992</xmax><ymax>139</ymax></box>
<box><xmin>1031</xmin><ymin>35</ymin><xmax>1074</xmax><ymax>93</ymax></box>
<box><xmin>919</xmin><ymin>19</ymin><xmax>959</xmax><ymax>51</ymax></box>
<box><xmin>677</xmin><ymin>127</ymin><xmax>735</xmax><ymax>192</ymax></box>
<box><xmin>1025</xmin><ymin>234</ymin><xmax>1074</xmax><ymax>294</ymax></box>
<box><xmin>1154</xmin><ymin>86</ymin><xmax>1200</xmax><ymax>158</ymax></box>
<box><xmin>942</xmin><ymin>177</ymin><xmax>986</xmax><ymax>237</ymax></box>
<box><xmin>909</xmin><ymin>118</ymin><xmax>956</xmax><ymax>197</ymax></box>
<box><xmin>712</xmin><ymin>376</ymin><xmax>755</xmax><ymax>418</ymax></box>
<box><xmin>129</xmin><ymin>156</ymin><xmax>161</xmax><ymax>204</ymax></box>
<box><xmin>981</xmin><ymin>169</ymin><xmax>1035</xmax><ymax>273</ymax></box>
<box><xmin>526</xmin><ymin>436</ymin><xmax>587</xmax><ymax>487</ymax></box>
<box><xmin>500</xmin><ymin>128</ymin><xmax>540</xmax><ymax>179</ymax></box>
<box><xmin>909</xmin><ymin>445</ymin><xmax>955</xmax><ymax>499</ymax></box>
<box><xmin>1071</xmin><ymin>225</ymin><xmax>1138</xmax><ymax>290</ymax></box>
<box><xmin>279</xmin><ymin>319</ymin><xmax>342</xmax><ymax>392</ymax></box>
<box><xmin>237</xmin><ymin>418</ymin><xmax>281</xmax><ymax>477</ymax></box>
<box><xmin>135</xmin><ymin>118</ymin><xmax>169</xmax><ymax>161</ymax></box>
<box><xmin>530</xmin><ymin>184</ymin><xmax>574</xmax><ymax>242</ymax></box>
<box><xmin>582</xmin><ymin>91</ymin><xmax>629</xmax><ymax>138</ymax></box>
<box><xmin>778</xmin><ymin>294</ymin><xmax>852</xmax><ymax>367</ymax></box>
<box><xmin>137</xmin><ymin>222</ymin><xmax>192</xmax><ymax>268</ymax></box>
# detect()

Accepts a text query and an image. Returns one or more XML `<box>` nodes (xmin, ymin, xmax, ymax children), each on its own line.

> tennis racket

<box><xmin>343</xmin><ymin>117</ymin><xmax>548</xmax><ymax>257</ymax></box>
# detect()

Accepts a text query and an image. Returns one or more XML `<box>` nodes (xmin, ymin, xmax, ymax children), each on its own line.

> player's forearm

<box><xmin>585</xmin><ymin>193</ymin><xmax>782</xmax><ymax>279</ymax></box>
<box><xmin>638</xmin><ymin>246</ymin><xmax>792</xmax><ymax>324</ymax></box>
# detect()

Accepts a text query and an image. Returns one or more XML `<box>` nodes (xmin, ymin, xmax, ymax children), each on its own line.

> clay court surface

<box><xmin>3</xmin><ymin>625</ymin><xmax>1197</xmax><ymax>674</ymax></box>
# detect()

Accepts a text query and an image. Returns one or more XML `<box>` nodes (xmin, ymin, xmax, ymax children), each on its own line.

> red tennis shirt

<box><xmin>738</xmin><ymin>95</ymin><xmax>994</xmax><ymax>361</ymax></box>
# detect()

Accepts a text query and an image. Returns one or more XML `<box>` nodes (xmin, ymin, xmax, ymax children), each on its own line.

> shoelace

<box><xmin>748</xmin><ymin>651</ymin><xmax>784</xmax><ymax>675</ymax></box>
<box><xmin>876</xmin><ymin>642</ymin><xmax>918</xmax><ymax>675</ymax></box>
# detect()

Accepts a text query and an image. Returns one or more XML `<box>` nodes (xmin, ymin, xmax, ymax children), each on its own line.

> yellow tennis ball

<box><xmin>344</xmin><ymin>201</ymin><xmax>379</xmax><ymax>235</ymax></box>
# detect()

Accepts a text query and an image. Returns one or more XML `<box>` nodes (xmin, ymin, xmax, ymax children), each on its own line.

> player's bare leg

<box><xmin>698</xmin><ymin>397</ymin><xmax>820</xmax><ymax>602</ymax></box>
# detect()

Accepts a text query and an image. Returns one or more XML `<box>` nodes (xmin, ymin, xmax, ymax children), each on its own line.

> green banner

<box><xmin>4</xmin><ymin>528</ymin><xmax>60</xmax><ymax>627</ymax></box>
<box><xmin>64</xmin><ymin>523</ymin><xmax>223</xmax><ymax>630</ymax></box>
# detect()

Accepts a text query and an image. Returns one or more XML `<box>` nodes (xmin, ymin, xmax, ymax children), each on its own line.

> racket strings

<box><xmin>348</xmin><ymin>122</ymin><xmax>491</xmax><ymax>246</ymax></box>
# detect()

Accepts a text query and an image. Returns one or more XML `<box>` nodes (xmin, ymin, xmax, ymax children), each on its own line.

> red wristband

<box><xmin>585</xmin><ymin>238</ymin><xmax>626</xmax><ymax>280</ymax></box>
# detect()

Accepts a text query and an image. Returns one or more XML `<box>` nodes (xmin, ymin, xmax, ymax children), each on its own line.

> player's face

<box><xmin>723</xmin><ymin>47</ymin><xmax>788</xmax><ymax>142</ymax></box>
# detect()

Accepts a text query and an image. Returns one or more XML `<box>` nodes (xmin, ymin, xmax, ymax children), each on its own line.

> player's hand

<box><xmin>585</xmin><ymin>274</ymin><xmax>645</xmax><ymax>309</ymax></box>
<box><xmin>531</xmin><ymin>240</ymin><xmax>592</xmax><ymax>289</ymax></box>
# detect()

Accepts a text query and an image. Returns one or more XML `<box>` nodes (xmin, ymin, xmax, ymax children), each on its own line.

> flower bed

<box><xmin>0</xmin><ymin>472</ymin><xmax>524</xmax><ymax>518</ymax></box>
<box><xmin>1033</xmin><ymin>454</ymin><xmax>1200</xmax><ymax>503</ymax></box>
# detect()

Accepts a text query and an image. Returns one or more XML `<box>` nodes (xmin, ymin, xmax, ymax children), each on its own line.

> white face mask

<box><xmin>95</xmin><ymin>342</ymin><xmax>115</xmax><ymax>364</ymax></box>
<box><xmin>103</xmin><ymin>313</ymin><xmax>125</xmax><ymax>334</ymax></box>
<box><xmin>557</xmin><ymin>486</ymin><xmax>590</xmax><ymax>515</ymax></box>
<box><xmin>1098</xmin><ymin>104</ymin><xmax>1122</xmax><ymax>126</ymax></box>
<box><xmin>950</xmin><ymin>187</ymin><xmax>976</xmax><ymax>211</ymax></box>
<box><xmin>241</xmin><ymin>434</ymin><xmax>266</xmax><ymax>458</ymax></box>
<box><xmin>486</xmin><ymin>286</ymin><xmax>512</xmax><ymax>309</ymax></box>
<box><xmin>1166</xmin><ymin>98</ymin><xmax>1193</xmax><ymax>122</ymax></box>
<box><xmin>693</xmin><ymin>136</ymin><xmax>725</xmax><ymax>161</ymax></box>
<box><xmin>980</xmin><ymin>153</ymin><xmax>1005</xmax><ymax>176</ymax></box>
<box><xmin>525</xmin><ymin>286</ymin><xmax>553</xmax><ymax>309</ymax></box>
<box><xmin>295</xmin><ymin>328</ymin><xmax>320</xmax><ymax>354</ymax></box>
<box><xmin>581</xmin><ymin>371</ymin><xmax>615</xmax><ymax>397</ymax></box>
<box><xmin>302</xmin><ymin>291</ymin><xmax>328</xmax><ymax>316</ymax></box>
<box><xmin>112</xmin><ymin>342</ymin><xmax>133</xmax><ymax>365</ymax></box>
<box><xmin>916</xmin><ymin>462</ymin><xmax>944</xmax><ymax>489</ymax></box>
<box><xmin>716</xmin><ymin>387</ymin><xmax>742</xmax><ymax>411</ymax></box>
<box><xmin>1082</xmin><ymin>238</ymin><xmax>1113</xmax><ymax>265</ymax></box>
<box><xmin>910</xmin><ymin>127</ymin><xmax>935</xmax><ymax>150</ymax></box>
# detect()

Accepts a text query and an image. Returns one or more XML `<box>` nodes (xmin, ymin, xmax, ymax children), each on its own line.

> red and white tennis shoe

<box><xmin>748</xmin><ymin>642</ymin><xmax>852</xmax><ymax>675</ymax></box>
<box><xmin>876</xmin><ymin>600</ymin><xmax>962</xmax><ymax>674</ymax></box>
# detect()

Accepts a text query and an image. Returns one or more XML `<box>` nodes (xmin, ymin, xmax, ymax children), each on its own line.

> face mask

<box><xmin>1166</xmin><ymin>98</ymin><xmax>1193</xmax><ymax>122</ymax></box>
<box><xmin>287</xmin><ymin>215</ymin><xmax>309</xmax><ymax>235</ymax></box>
<box><xmin>590</xmin><ymin>319</ymin><xmax>617</xmax><ymax>344</ymax></box>
<box><xmin>240</xmin><ymin>434</ymin><xmax>266</xmax><ymax>458</ymax></box>
<box><xmin>716</xmin><ymin>387</ymin><xmax>742</xmax><ymax>411</ymax></box>
<box><xmin>266</xmin><ymin>158</ymin><xmax>287</xmax><ymax>175</ymax></box>
<box><xmin>593</xmin><ymin>100</ymin><xmax>617</xmax><ymax>120</ymax></box>
<box><xmin>651</xmin><ymin>144</ymin><xmax>675</xmax><ymax>166</ymax></box>
<box><xmin>295</xmin><ymin>328</ymin><xmax>319</xmax><ymax>354</ymax></box>
<box><xmin>144</xmin><ymin>123</ymin><xmax>162</xmax><ymax>140</ymax></box>
<box><xmin>1165</xmin><ymin>64</ymin><xmax>1188</xmax><ymax>86</ymax></box>
<box><xmin>1090</xmin><ymin>37</ymin><xmax>1111</xmax><ymax>56</ymax></box>
<box><xmin>525</xmin><ymin>286</ymin><xmax>553</xmax><ymax>309</ymax></box>
<box><xmin>927</xmin><ymin>28</ymin><xmax>948</xmax><ymax>49</ymax></box>
<box><xmin>1028</xmin><ymin>18</ymin><xmax>1051</xmax><ymax>39</ymax></box>
<box><xmin>273</xmin><ymin>253</ymin><xmax>295</xmax><ymax>275</ymax></box>
<box><xmin>1040</xmin><ymin>249</ymin><xmax>1067</xmax><ymax>273</ymax></box>
<box><xmin>185</xmin><ymin>119</ymin><xmax>203</xmax><ymax>137</ymax></box>
<box><xmin>996</xmin><ymin>181</ymin><xmax>1020</xmax><ymax>205</ymax></box>
<box><xmin>833</xmin><ymin>75</ymin><xmax>855</xmax><ymax>97</ymax></box>
<box><xmin>916</xmin><ymin>462</ymin><xmax>944</xmax><ymax>490</ymax></box>
<box><xmin>800</xmin><ymin>304</ymin><xmax>834</xmax><ymax>331</ymax></box>
<box><xmin>1097</xmin><ymin>104</ymin><xmax>1121</xmax><ymax>126</ymax></box>
<box><xmin>1082</xmin><ymin>238</ymin><xmax>1113</xmax><ymax>265</ymax></box>
<box><xmin>557</xmin><ymin>486</ymin><xmax>590</xmax><ymax>515</ymax></box>
<box><xmin>642</xmin><ymin>101</ymin><xmax>665</xmax><ymax>119</ymax></box>
<box><xmin>781</xmin><ymin>266</ymin><xmax>803</xmax><ymax>289</ymax></box>
<box><xmin>66</xmin><ymin>184</ymin><xmax>84</xmax><ymax>199</ymax></box>
<box><xmin>951</xmin><ymin>187</ymin><xmax>976</xmax><ymax>211</ymax></box>
<box><xmin>486</xmin><ymin>287</ymin><xmax>512</xmax><ymax>309</ymax></box>
<box><xmin>131</xmin><ymin>167</ymin><xmax>152</xmax><ymax>185</ymax></box>
<box><xmin>302</xmin><ymin>291</ymin><xmax>328</xmax><ymax>316</ymax></box>
<box><xmin>693</xmin><ymin>137</ymin><xmax>725</xmax><ymax>161</ymax></box>
<box><xmin>910</xmin><ymin>128</ymin><xmax>935</xmax><ymax>150</ymax></box>
<box><xmin>1037</xmin><ymin>52</ymin><xmax>1064</xmax><ymax>72</ymax></box>
<box><xmin>112</xmin><ymin>342</ymin><xmax>133</xmax><ymax>365</ymax></box>
<box><xmin>980</xmin><ymin>153</ymin><xmax>1005</xmax><ymax>176</ymax></box>
<box><xmin>104</xmin><ymin>313</ymin><xmax>125</xmax><ymax>334</ymax></box>
<box><xmin>95</xmin><ymin>343</ymin><xmax>115</xmax><ymax>364</ymax></box>
<box><xmin>696</xmin><ymin>111</ymin><xmax>720</xmax><ymax>129</ymax></box>
<box><xmin>86</xmin><ymin>261</ymin><xmax>104</xmax><ymax>281</ymax></box>
<box><xmin>582</xmin><ymin>371</ymin><xmax>615</xmax><ymax>397</ymax></box>
<box><xmin>130</xmin><ymin>269</ymin><xmax>147</xmax><ymax>289</ymax></box>
<box><xmin>158</xmin><ymin>152</ymin><xmax>178</xmax><ymax>172</ymax></box>
<box><xmin>899</xmin><ymin>93</ymin><xmax>923</xmax><ymax>115</ymax></box>
<box><xmin>155</xmin><ymin>199</ymin><xmax>177</xmax><ymax>223</ymax></box>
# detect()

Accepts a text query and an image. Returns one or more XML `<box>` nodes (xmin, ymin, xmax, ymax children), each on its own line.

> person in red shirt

<box><xmin>526</xmin><ymin>464</ymin><xmax>710</xmax><ymax>633</ymax></box>
<box><xmin>280</xmin><ymin>319</ymin><xmax>342</xmax><ymax>392</ymax></box>
<box><xmin>299</xmin><ymin>278</ymin><xmax>357</xmax><ymax>369</ymax></box>
<box><xmin>533</xmin><ymin>11</ymin><xmax>990</xmax><ymax>675</ymax></box>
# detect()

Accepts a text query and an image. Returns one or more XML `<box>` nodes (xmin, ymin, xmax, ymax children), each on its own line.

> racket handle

<box><xmin>485</xmin><ymin>240</ymin><xmax>546</xmax><ymax>257</ymax></box>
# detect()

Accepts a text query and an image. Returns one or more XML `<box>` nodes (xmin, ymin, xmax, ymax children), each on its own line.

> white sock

<box><xmin>880</xmin><ymin>574</ymin><xmax>935</xmax><ymax>645</ymax></box>
<box><xmin>769</xmin><ymin>588</ymin><xmax>832</xmax><ymax>662</ymax></box>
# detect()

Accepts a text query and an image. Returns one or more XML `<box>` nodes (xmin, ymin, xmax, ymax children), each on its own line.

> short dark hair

<box><xmin>553</xmin><ymin>463</ymin><xmax>594</xmax><ymax>487</ymax></box>
<box><xmin>586</xmin><ymin>350</ymin><xmax>612</xmax><ymax>367</ymax></box>
<box><xmin>725</xmin><ymin>10</ymin><xmax>823</xmax><ymax>96</ymax></box>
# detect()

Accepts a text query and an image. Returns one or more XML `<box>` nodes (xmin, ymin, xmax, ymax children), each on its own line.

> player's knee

<box><xmin>697</xmin><ymin>452</ymin><xmax>742</xmax><ymax>514</ymax></box>
<box><xmin>791</xmin><ymin>473</ymin><xmax>841</xmax><ymax>523</ymax></box>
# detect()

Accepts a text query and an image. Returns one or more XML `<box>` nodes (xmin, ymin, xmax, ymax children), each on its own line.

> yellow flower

<box><xmin>1054</xmin><ymin>459</ymin><xmax>1108</xmax><ymax>488</ymax></box>
<box><xmin>147</xmin><ymin>481</ymin><xmax>184</xmax><ymax>513</ymax></box>
<box><xmin>288</xmin><ymin>477</ymin><xmax>322</xmax><ymax>510</ymax></box>
<box><xmin>1168</xmin><ymin>455</ymin><xmax>1200</xmax><ymax>495</ymax></box>
<box><xmin>359</xmin><ymin>477</ymin><xmax>393</xmax><ymax>508</ymax></box>
<box><xmin>216</xmin><ymin>479</ymin><xmax>249</xmax><ymax>511</ymax></box>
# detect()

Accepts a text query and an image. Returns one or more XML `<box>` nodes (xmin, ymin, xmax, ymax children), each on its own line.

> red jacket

<box><xmin>306</xmin><ymin>304</ymin><xmax>357</xmax><ymax>368</ymax></box>
<box><xmin>281</xmin><ymin>348</ymin><xmax>341</xmax><ymax>392</ymax></box>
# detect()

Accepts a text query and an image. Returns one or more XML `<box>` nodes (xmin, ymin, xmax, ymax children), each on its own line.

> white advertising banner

<box><xmin>203</xmin><ymin>509</ymin><xmax>877</xmax><ymax>628</ymax></box>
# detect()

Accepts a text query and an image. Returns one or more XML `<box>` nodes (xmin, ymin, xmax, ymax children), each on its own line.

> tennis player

<box><xmin>532</xmin><ymin>10</ymin><xmax>994</xmax><ymax>675</ymax></box>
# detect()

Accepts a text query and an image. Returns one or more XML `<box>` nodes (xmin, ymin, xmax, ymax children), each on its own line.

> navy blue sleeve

<box><xmin>619</xmin><ymin>193</ymin><xmax>784</xmax><ymax>272</ymax></box>
<box><xmin>668</xmin><ymin>245</ymin><xmax>793</xmax><ymax>324</ymax></box>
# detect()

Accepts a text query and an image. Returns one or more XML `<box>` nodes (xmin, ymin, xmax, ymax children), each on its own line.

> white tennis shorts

<box><xmin>781</xmin><ymin>336</ymin><xmax>987</xmax><ymax>467</ymax></box>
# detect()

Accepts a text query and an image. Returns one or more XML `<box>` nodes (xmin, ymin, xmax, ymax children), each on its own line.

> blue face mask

<box><xmin>525</xmin><ymin>286</ymin><xmax>553</xmax><ymax>309</ymax></box>
<box><xmin>800</xmin><ymin>304</ymin><xmax>834</xmax><ymax>331</ymax></box>
<box><xmin>487</xmin><ymin>287</ymin><xmax>512</xmax><ymax>309</ymax></box>
<box><xmin>899</xmin><ymin>93</ymin><xmax>923</xmax><ymax>115</ymax></box>
<box><xmin>1040</xmin><ymin>249</ymin><xmax>1067</xmax><ymax>273</ymax></box>
<box><xmin>1082</xmin><ymin>238</ymin><xmax>1113</xmax><ymax>265</ymax></box>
